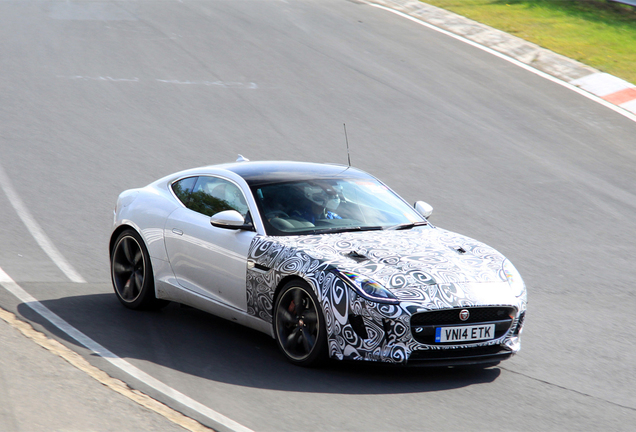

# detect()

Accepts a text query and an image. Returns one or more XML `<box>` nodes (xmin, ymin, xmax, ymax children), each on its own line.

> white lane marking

<box><xmin>0</xmin><ymin>267</ymin><xmax>254</xmax><ymax>432</ymax></box>
<box><xmin>0</xmin><ymin>163</ymin><xmax>86</xmax><ymax>283</ymax></box>
<box><xmin>366</xmin><ymin>2</ymin><xmax>636</xmax><ymax>124</ymax></box>
<box><xmin>57</xmin><ymin>76</ymin><xmax>258</xmax><ymax>89</ymax></box>
<box><xmin>62</xmin><ymin>75</ymin><xmax>141</xmax><ymax>82</ymax></box>
<box><xmin>156</xmin><ymin>79</ymin><xmax>258</xmax><ymax>88</ymax></box>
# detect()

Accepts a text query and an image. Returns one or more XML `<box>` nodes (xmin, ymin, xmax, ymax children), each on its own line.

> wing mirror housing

<box><xmin>414</xmin><ymin>201</ymin><xmax>433</xmax><ymax>219</ymax></box>
<box><xmin>210</xmin><ymin>210</ymin><xmax>254</xmax><ymax>230</ymax></box>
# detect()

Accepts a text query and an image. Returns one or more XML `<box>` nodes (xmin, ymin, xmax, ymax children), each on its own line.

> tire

<box><xmin>110</xmin><ymin>229</ymin><xmax>167</xmax><ymax>310</ymax></box>
<box><xmin>273</xmin><ymin>280</ymin><xmax>327</xmax><ymax>367</ymax></box>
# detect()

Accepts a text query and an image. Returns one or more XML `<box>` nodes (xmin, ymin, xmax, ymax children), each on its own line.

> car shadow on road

<box><xmin>18</xmin><ymin>292</ymin><xmax>501</xmax><ymax>395</ymax></box>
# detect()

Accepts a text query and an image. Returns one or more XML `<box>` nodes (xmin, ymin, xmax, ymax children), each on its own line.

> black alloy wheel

<box><xmin>111</xmin><ymin>229</ymin><xmax>166</xmax><ymax>310</ymax></box>
<box><xmin>274</xmin><ymin>280</ymin><xmax>326</xmax><ymax>366</ymax></box>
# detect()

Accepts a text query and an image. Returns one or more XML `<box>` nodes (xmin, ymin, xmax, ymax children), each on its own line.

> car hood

<box><xmin>285</xmin><ymin>227</ymin><xmax>507</xmax><ymax>295</ymax></box>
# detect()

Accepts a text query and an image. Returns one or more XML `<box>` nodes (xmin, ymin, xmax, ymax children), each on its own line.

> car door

<box><xmin>164</xmin><ymin>175</ymin><xmax>255</xmax><ymax>311</ymax></box>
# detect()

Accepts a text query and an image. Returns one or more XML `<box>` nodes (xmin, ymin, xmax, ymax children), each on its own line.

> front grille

<box><xmin>410</xmin><ymin>307</ymin><xmax>515</xmax><ymax>345</ymax></box>
<box><xmin>411</xmin><ymin>307</ymin><xmax>514</xmax><ymax>325</ymax></box>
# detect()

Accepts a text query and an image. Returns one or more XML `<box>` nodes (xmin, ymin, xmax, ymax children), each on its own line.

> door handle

<box><xmin>172</xmin><ymin>228</ymin><xmax>183</xmax><ymax>236</ymax></box>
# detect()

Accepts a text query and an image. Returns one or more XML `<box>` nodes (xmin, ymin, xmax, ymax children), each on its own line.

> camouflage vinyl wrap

<box><xmin>246</xmin><ymin>227</ymin><xmax>526</xmax><ymax>364</ymax></box>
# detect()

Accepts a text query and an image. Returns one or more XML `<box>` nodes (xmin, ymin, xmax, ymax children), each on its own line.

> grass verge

<box><xmin>422</xmin><ymin>0</ymin><xmax>636</xmax><ymax>84</ymax></box>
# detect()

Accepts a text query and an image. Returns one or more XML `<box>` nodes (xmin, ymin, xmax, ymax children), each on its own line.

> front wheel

<box><xmin>110</xmin><ymin>229</ymin><xmax>167</xmax><ymax>310</ymax></box>
<box><xmin>274</xmin><ymin>280</ymin><xmax>327</xmax><ymax>367</ymax></box>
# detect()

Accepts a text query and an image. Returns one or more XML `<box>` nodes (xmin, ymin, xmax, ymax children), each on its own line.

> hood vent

<box><xmin>453</xmin><ymin>246</ymin><xmax>467</xmax><ymax>254</ymax></box>
<box><xmin>345</xmin><ymin>250</ymin><xmax>369</xmax><ymax>262</ymax></box>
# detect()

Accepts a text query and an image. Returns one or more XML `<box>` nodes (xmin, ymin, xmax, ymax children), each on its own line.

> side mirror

<box><xmin>414</xmin><ymin>201</ymin><xmax>433</xmax><ymax>219</ymax></box>
<box><xmin>210</xmin><ymin>210</ymin><xmax>254</xmax><ymax>230</ymax></box>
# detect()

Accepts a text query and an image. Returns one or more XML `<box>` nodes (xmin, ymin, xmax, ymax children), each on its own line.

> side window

<box><xmin>187</xmin><ymin>177</ymin><xmax>249</xmax><ymax>218</ymax></box>
<box><xmin>171</xmin><ymin>177</ymin><xmax>198</xmax><ymax>206</ymax></box>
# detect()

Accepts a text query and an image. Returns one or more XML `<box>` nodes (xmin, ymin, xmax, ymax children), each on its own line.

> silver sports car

<box><xmin>110</xmin><ymin>159</ymin><xmax>527</xmax><ymax>366</ymax></box>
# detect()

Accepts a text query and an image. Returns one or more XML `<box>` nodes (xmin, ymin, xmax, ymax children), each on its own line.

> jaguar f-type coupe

<box><xmin>110</xmin><ymin>159</ymin><xmax>526</xmax><ymax>366</ymax></box>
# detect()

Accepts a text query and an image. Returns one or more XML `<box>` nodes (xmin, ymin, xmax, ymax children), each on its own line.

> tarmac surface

<box><xmin>1</xmin><ymin>0</ymin><xmax>635</xmax><ymax>431</ymax></box>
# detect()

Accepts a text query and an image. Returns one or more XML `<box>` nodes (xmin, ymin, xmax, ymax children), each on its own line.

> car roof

<box><xmin>212</xmin><ymin>160</ymin><xmax>374</xmax><ymax>186</ymax></box>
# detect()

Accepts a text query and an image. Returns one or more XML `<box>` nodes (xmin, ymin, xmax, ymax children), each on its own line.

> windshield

<box><xmin>252</xmin><ymin>177</ymin><xmax>426</xmax><ymax>236</ymax></box>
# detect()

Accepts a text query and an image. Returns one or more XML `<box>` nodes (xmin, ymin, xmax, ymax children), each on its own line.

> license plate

<box><xmin>435</xmin><ymin>324</ymin><xmax>495</xmax><ymax>343</ymax></box>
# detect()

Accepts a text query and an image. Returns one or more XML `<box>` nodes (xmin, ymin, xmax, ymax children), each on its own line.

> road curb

<box><xmin>0</xmin><ymin>306</ymin><xmax>213</xmax><ymax>432</ymax></box>
<box><xmin>369</xmin><ymin>0</ymin><xmax>636</xmax><ymax>115</ymax></box>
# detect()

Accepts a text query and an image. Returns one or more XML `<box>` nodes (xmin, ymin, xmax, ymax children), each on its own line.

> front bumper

<box><xmin>324</xmin><ymin>281</ymin><xmax>526</xmax><ymax>366</ymax></box>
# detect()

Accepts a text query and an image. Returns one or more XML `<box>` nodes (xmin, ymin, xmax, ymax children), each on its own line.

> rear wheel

<box><xmin>274</xmin><ymin>280</ymin><xmax>327</xmax><ymax>366</ymax></box>
<box><xmin>110</xmin><ymin>229</ymin><xmax>167</xmax><ymax>310</ymax></box>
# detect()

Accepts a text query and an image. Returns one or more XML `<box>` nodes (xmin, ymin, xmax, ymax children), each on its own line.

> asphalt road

<box><xmin>1</xmin><ymin>0</ymin><xmax>635</xmax><ymax>431</ymax></box>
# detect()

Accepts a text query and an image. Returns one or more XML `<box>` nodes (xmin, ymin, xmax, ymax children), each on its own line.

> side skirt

<box><xmin>153</xmin><ymin>262</ymin><xmax>273</xmax><ymax>338</ymax></box>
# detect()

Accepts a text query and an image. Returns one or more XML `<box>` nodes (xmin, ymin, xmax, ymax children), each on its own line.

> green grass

<box><xmin>422</xmin><ymin>0</ymin><xmax>636</xmax><ymax>84</ymax></box>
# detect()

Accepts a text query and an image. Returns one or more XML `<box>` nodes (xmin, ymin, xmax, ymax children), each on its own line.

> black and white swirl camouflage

<box><xmin>246</xmin><ymin>226</ymin><xmax>527</xmax><ymax>363</ymax></box>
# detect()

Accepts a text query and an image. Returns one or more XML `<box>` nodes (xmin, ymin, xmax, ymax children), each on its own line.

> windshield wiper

<box><xmin>309</xmin><ymin>226</ymin><xmax>384</xmax><ymax>235</ymax></box>
<box><xmin>385</xmin><ymin>221</ymin><xmax>428</xmax><ymax>231</ymax></box>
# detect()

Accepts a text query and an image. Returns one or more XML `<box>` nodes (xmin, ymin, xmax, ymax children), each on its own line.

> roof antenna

<box><xmin>236</xmin><ymin>154</ymin><xmax>250</xmax><ymax>162</ymax></box>
<box><xmin>343</xmin><ymin>123</ymin><xmax>351</xmax><ymax>167</ymax></box>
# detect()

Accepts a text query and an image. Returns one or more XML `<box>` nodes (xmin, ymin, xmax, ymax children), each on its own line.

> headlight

<box><xmin>338</xmin><ymin>271</ymin><xmax>399</xmax><ymax>304</ymax></box>
<box><xmin>502</xmin><ymin>259</ymin><xmax>526</xmax><ymax>298</ymax></box>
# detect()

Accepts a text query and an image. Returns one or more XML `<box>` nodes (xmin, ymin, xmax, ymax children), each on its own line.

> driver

<box><xmin>291</xmin><ymin>185</ymin><xmax>342</xmax><ymax>224</ymax></box>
